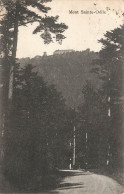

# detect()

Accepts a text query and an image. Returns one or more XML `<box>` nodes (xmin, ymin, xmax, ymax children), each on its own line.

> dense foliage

<box><xmin>97</xmin><ymin>25</ymin><xmax>124</xmax><ymax>170</ymax></box>
<box><xmin>76</xmin><ymin>81</ymin><xmax>108</xmax><ymax>169</ymax></box>
<box><xmin>19</xmin><ymin>50</ymin><xmax>99</xmax><ymax>107</ymax></box>
<box><xmin>0</xmin><ymin>1</ymin><xmax>68</xmax><ymax>188</ymax></box>
<box><xmin>3</xmin><ymin>64</ymin><xmax>74</xmax><ymax>187</ymax></box>
<box><xmin>76</xmin><ymin>25</ymin><xmax>124</xmax><ymax>172</ymax></box>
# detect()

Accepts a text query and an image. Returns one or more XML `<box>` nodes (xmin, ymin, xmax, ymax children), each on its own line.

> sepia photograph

<box><xmin>0</xmin><ymin>0</ymin><xmax>124</xmax><ymax>193</ymax></box>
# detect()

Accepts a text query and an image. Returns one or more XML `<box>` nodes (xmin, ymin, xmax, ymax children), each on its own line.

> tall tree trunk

<box><xmin>0</xmin><ymin>12</ymin><xmax>11</xmax><ymax>164</ymax></box>
<box><xmin>8</xmin><ymin>0</ymin><xmax>19</xmax><ymax>105</ymax></box>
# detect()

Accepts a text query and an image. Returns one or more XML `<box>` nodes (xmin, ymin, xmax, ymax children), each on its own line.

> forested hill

<box><xmin>19</xmin><ymin>49</ymin><xmax>100</xmax><ymax>108</ymax></box>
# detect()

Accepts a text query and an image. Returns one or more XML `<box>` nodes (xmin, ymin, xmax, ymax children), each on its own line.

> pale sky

<box><xmin>17</xmin><ymin>0</ymin><xmax>124</xmax><ymax>58</ymax></box>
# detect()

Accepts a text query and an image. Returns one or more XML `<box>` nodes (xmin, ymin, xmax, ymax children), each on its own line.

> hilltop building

<box><xmin>53</xmin><ymin>49</ymin><xmax>74</xmax><ymax>55</ymax></box>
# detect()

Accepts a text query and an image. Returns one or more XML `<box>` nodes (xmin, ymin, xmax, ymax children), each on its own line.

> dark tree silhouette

<box><xmin>0</xmin><ymin>0</ymin><xmax>67</xmax><ymax>176</ymax></box>
<box><xmin>76</xmin><ymin>81</ymin><xmax>108</xmax><ymax>169</ymax></box>
<box><xmin>0</xmin><ymin>0</ymin><xmax>67</xmax><ymax>104</ymax></box>
<box><xmin>3</xmin><ymin>63</ymin><xmax>70</xmax><ymax>188</ymax></box>
<box><xmin>92</xmin><ymin>25</ymin><xmax>124</xmax><ymax>171</ymax></box>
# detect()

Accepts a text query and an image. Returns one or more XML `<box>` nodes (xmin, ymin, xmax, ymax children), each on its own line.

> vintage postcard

<box><xmin>0</xmin><ymin>0</ymin><xmax>124</xmax><ymax>193</ymax></box>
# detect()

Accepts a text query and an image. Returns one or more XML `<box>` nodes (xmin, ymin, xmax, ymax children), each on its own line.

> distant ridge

<box><xmin>19</xmin><ymin>49</ymin><xmax>100</xmax><ymax>108</ymax></box>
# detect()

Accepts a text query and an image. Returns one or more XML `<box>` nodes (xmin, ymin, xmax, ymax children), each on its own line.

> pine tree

<box><xmin>0</xmin><ymin>0</ymin><xmax>67</xmax><ymax>103</ymax></box>
<box><xmin>92</xmin><ymin>25</ymin><xmax>124</xmax><ymax>171</ymax></box>
<box><xmin>0</xmin><ymin>0</ymin><xmax>67</xmax><ymax>170</ymax></box>
<box><xmin>3</xmin><ymin>63</ymin><xmax>69</xmax><ymax>187</ymax></box>
<box><xmin>77</xmin><ymin>81</ymin><xmax>108</xmax><ymax>169</ymax></box>
<box><xmin>0</xmin><ymin>12</ymin><xmax>14</xmax><ymax>165</ymax></box>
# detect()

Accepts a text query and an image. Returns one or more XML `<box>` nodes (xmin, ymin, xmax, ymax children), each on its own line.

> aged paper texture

<box><xmin>0</xmin><ymin>0</ymin><xmax>124</xmax><ymax>193</ymax></box>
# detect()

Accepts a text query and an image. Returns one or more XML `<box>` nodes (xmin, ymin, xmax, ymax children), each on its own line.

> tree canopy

<box><xmin>0</xmin><ymin>0</ymin><xmax>68</xmax><ymax>102</ymax></box>
<box><xmin>90</xmin><ymin>25</ymin><xmax>124</xmax><ymax>170</ymax></box>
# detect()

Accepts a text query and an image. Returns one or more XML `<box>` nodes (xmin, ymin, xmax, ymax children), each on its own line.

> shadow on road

<box><xmin>1</xmin><ymin>169</ymin><xmax>123</xmax><ymax>193</ymax></box>
<box><xmin>37</xmin><ymin>170</ymin><xmax>86</xmax><ymax>193</ymax></box>
<box><xmin>32</xmin><ymin>170</ymin><xmax>86</xmax><ymax>193</ymax></box>
<box><xmin>58</xmin><ymin>182</ymin><xmax>84</xmax><ymax>190</ymax></box>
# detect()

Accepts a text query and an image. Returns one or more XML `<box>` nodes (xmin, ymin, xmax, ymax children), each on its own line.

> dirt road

<box><xmin>49</xmin><ymin>170</ymin><xmax>124</xmax><ymax>194</ymax></box>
